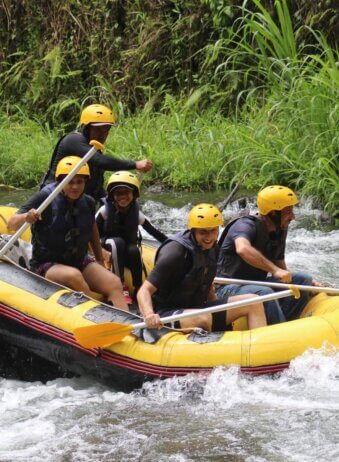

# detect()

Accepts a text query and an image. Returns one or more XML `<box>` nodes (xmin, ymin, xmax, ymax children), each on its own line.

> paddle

<box><xmin>73</xmin><ymin>287</ymin><xmax>300</xmax><ymax>348</ymax></box>
<box><xmin>214</xmin><ymin>277</ymin><xmax>339</xmax><ymax>295</ymax></box>
<box><xmin>218</xmin><ymin>181</ymin><xmax>241</xmax><ymax>212</ymax></box>
<box><xmin>0</xmin><ymin>139</ymin><xmax>104</xmax><ymax>260</ymax></box>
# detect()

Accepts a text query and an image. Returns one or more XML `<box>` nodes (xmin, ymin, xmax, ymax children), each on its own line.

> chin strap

<box><xmin>268</xmin><ymin>210</ymin><xmax>282</xmax><ymax>228</ymax></box>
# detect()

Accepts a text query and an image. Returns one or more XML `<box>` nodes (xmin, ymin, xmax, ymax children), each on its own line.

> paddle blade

<box><xmin>73</xmin><ymin>322</ymin><xmax>134</xmax><ymax>348</ymax></box>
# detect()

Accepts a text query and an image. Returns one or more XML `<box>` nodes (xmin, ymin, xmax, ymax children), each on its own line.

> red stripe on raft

<box><xmin>100</xmin><ymin>349</ymin><xmax>290</xmax><ymax>377</ymax></box>
<box><xmin>0</xmin><ymin>302</ymin><xmax>290</xmax><ymax>378</ymax></box>
<box><xmin>0</xmin><ymin>303</ymin><xmax>99</xmax><ymax>357</ymax></box>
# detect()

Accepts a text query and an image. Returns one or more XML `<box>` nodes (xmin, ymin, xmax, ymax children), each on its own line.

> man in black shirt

<box><xmin>41</xmin><ymin>104</ymin><xmax>153</xmax><ymax>201</ymax></box>
<box><xmin>137</xmin><ymin>203</ymin><xmax>267</xmax><ymax>331</ymax></box>
<box><xmin>216</xmin><ymin>185</ymin><xmax>317</xmax><ymax>322</ymax></box>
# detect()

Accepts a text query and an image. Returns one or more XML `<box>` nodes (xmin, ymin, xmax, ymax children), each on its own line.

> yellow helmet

<box><xmin>55</xmin><ymin>156</ymin><xmax>90</xmax><ymax>180</ymax></box>
<box><xmin>257</xmin><ymin>185</ymin><xmax>298</xmax><ymax>215</ymax></box>
<box><xmin>107</xmin><ymin>171</ymin><xmax>140</xmax><ymax>197</ymax></box>
<box><xmin>188</xmin><ymin>203</ymin><xmax>223</xmax><ymax>229</ymax></box>
<box><xmin>80</xmin><ymin>104</ymin><xmax>116</xmax><ymax>126</ymax></box>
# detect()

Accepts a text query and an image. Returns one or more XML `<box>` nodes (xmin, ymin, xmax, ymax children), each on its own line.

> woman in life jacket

<box><xmin>96</xmin><ymin>171</ymin><xmax>167</xmax><ymax>303</ymax></box>
<box><xmin>8</xmin><ymin>156</ymin><xmax>129</xmax><ymax>311</ymax></box>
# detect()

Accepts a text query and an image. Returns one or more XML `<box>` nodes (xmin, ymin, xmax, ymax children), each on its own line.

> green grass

<box><xmin>0</xmin><ymin>80</ymin><xmax>337</xmax><ymax>218</ymax></box>
<box><xmin>0</xmin><ymin>1</ymin><xmax>337</xmax><ymax>218</ymax></box>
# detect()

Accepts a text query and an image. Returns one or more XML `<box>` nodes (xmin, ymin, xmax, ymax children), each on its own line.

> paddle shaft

<box><xmin>132</xmin><ymin>289</ymin><xmax>296</xmax><ymax>330</ymax></box>
<box><xmin>73</xmin><ymin>287</ymin><xmax>301</xmax><ymax>348</ymax></box>
<box><xmin>0</xmin><ymin>140</ymin><xmax>103</xmax><ymax>259</ymax></box>
<box><xmin>214</xmin><ymin>277</ymin><xmax>339</xmax><ymax>295</ymax></box>
<box><xmin>218</xmin><ymin>181</ymin><xmax>241</xmax><ymax>212</ymax></box>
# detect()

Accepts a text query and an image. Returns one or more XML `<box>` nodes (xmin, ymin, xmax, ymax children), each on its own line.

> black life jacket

<box><xmin>101</xmin><ymin>199</ymin><xmax>140</xmax><ymax>245</ymax></box>
<box><xmin>152</xmin><ymin>230</ymin><xmax>219</xmax><ymax>312</ymax></box>
<box><xmin>30</xmin><ymin>183</ymin><xmax>95</xmax><ymax>268</ymax></box>
<box><xmin>216</xmin><ymin>214</ymin><xmax>287</xmax><ymax>281</ymax></box>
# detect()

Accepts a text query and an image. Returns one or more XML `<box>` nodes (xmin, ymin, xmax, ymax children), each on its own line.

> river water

<box><xmin>0</xmin><ymin>188</ymin><xmax>338</xmax><ymax>462</ymax></box>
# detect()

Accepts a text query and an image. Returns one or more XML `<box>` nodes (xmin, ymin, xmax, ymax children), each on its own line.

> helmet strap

<box><xmin>81</xmin><ymin>125</ymin><xmax>89</xmax><ymax>138</ymax></box>
<box><xmin>268</xmin><ymin>211</ymin><xmax>282</xmax><ymax>228</ymax></box>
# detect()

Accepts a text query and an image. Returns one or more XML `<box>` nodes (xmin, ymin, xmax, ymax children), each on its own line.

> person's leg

<box><xmin>104</xmin><ymin>237</ymin><xmax>125</xmax><ymax>280</ymax></box>
<box><xmin>216</xmin><ymin>283</ymin><xmax>285</xmax><ymax>325</ymax></box>
<box><xmin>178</xmin><ymin>309</ymin><xmax>212</xmax><ymax>331</ymax></box>
<box><xmin>215</xmin><ymin>283</ymin><xmax>240</xmax><ymax>299</ymax></box>
<box><xmin>278</xmin><ymin>271</ymin><xmax>313</xmax><ymax>320</ymax></box>
<box><xmin>45</xmin><ymin>264</ymin><xmax>91</xmax><ymax>294</ymax></box>
<box><xmin>225</xmin><ymin>293</ymin><xmax>267</xmax><ymax>329</ymax></box>
<box><xmin>212</xmin><ymin>294</ymin><xmax>267</xmax><ymax>330</ymax></box>
<box><xmin>125</xmin><ymin>243</ymin><xmax>143</xmax><ymax>289</ymax></box>
<box><xmin>178</xmin><ymin>293</ymin><xmax>267</xmax><ymax>332</ymax></box>
<box><xmin>83</xmin><ymin>262</ymin><xmax>129</xmax><ymax>311</ymax></box>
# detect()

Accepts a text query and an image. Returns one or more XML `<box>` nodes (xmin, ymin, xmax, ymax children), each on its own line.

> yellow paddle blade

<box><xmin>73</xmin><ymin>322</ymin><xmax>134</xmax><ymax>348</ymax></box>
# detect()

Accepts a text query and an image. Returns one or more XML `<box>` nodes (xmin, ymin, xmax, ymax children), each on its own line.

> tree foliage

<box><xmin>0</xmin><ymin>1</ymin><xmax>337</xmax><ymax>127</ymax></box>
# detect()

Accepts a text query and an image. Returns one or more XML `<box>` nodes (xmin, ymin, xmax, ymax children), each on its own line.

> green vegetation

<box><xmin>0</xmin><ymin>1</ymin><xmax>338</xmax><ymax>216</ymax></box>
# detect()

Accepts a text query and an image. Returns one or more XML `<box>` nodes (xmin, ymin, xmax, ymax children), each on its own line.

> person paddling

<box><xmin>8</xmin><ymin>156</ymin><xmax>129</xmax><ymax>311</ymax></box>
<box><xmin>96</xmin><ymin>171</ymin><xmax>167</xmax><ymax>303</ymax></box>
<box><xmin>137</xmin><ymin>203</ymin><xmax>267</xmax><ymax>331</ymax></box>
<box><xmin>215</xmin><ymin>185</ymin><xmax>321</xmax><ymax>322</ymax></box>
<box><xmin>40</xmin><ymin>104</ymin><xmax>153</xmax><ymax>202</ymax></box>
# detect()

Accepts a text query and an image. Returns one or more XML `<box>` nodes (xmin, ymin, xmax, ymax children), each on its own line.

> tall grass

<box><xmin>1</xmin><ymin>82</ymin><xmax>336</xmax><ymax>217</ymax></box>
<box><xmin>0</xmin><ymin>1</ymin><xmax>337</xmax><ymax>218</ymax></box>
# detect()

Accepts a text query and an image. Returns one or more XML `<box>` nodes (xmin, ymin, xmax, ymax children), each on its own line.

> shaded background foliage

<box><xmin>0</xmin><ymin>1</ymin><xmax>338</xmax><ymax>217</ymax></box>
<box><xmin>0</xmin><ymin>0</ymin><xmax>337</xmax><ymax>126</ymax></box>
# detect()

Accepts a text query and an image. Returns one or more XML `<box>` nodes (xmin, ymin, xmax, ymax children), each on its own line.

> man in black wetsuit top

<box><xmin>137</xmin><ymin>203</ymin><xmax>267</xmax><ymax>331</ymax></box>
<box><xmin>41</xmin><ymin>104</ymin><xmax>153</xmax><ymax>202</ymax></box>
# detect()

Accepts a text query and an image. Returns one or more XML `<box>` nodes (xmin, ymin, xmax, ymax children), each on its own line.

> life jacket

<box><xmin>152</xmin><ymin>230</ymin><xmax>219</xmax><ymax>312</ymax></box>
<box><xmin>31</xmin><ymin>183</ymin><xmax>95</xmax><ymax>268</ymax></box>
<box><xmin>101</xmin><ymin>199</ymin><xmax>140</xmax><ymax>245</ymax></box>
<box><xmin>216</xmin><ymin>214</ymin><xmax>287</xmax><ymax>281</ymax></box>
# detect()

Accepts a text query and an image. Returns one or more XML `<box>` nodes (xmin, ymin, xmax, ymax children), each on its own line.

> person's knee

<box><xmin>127</xmin><ymin>243</ymin><xmax>140</xmax><ymax>257</ymax></box>
<box><xmin>114</xmin><ymin>237</ymin><xmax>126</xmax><ymax>250</ymax></box>
<box><xmin>215</xmin><ymin>284</ymin><xmax>238</xmax><ymax>299</ymax></box>
<box><xmin>67</xmin><ymin>268</ymin><xmax>86</xmax><ymax>289</ymax></box>
<box><xmin>253</xmin><ymin>286</ymin><xmax>274</xmax><ymax>296</ymax></box>
<box><xmin>191</xmin><ymin>314</ymin><xmax>211</xmax><ymax>331</ymax></box>
<box><xmin>109</xmin><ymin>273</ymin><xmax>124</xmax><ymax>291</ymax></box>
<box><xmin>100</xmin><ymin>274</ymin><xmax>124</xmax><ymax>299</ymax></box>
<box><xmin>236</xmin><ymin>284</ymin><xmax>273</xmax><ymax>297</ymax></box>
<box><xmin>292</xmin><ymin>271</ymin><xmax>312</xmax><ymax>286</ymax></box>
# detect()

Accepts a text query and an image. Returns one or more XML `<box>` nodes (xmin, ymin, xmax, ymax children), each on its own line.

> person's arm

<box><xmin>89</xmin><ymin>223</ymin><xmax>105</xmax><ymax>266</ymax></box>
<box><xmin>91</xmin><ymin>151</ymin><xmax>137</xmax><ymax>171</ymax></box>
<box><xmin>234</xmin><ymin>237</ymin><xmax>292</xmax><ymax>282</ymax></box>
<box><xmin>275</xmin><ymin>259</ymin><xmax>287</xmax><ymax>270</ymax></box>
<box><xmin>93</xmin><ymin>154</ymin><xmax>153</xmax><ymax>173</ymax></box>
<box><xmin>7</xmin><ymin>190</ymin><xmax>47</xmax><ymax>231</ymax></box>
<box><xmin>141</xmin><ymin>217</ymin><xmax>168</xmax><ymax>243</ymax></box>
<box><xmin>137</xmin><ymin>280</ymin><xmax>162</xmax><ymax>329</ymax></box>
<box><xmin>276</xmin><ymin>258</ymin><xmax>323</xmax><ymax>286</ymax></box>
<box><xmin>61</xmin><ymin>133</ymin><xmax>138</xmax><ymax>171</ymax></box>
<box><xmin>138</xmin><ymin>241</ymin><xmax>188</xmax><ymax>328</ymax></box>
<box><xmin>7</xmin><ymin>209</ymin><xmax>40</xmax><ymax>231</ymax></box>
<box><xmin>135</xmin><ymin>159</ymin><xmax>153</xmax><ymax>173</ymax></box>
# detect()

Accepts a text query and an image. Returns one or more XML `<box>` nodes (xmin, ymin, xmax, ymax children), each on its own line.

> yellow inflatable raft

<box><xmin>0</xmin><ymin>206</ymin><xmax>338</xmax><ymax>389</ymax></box>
